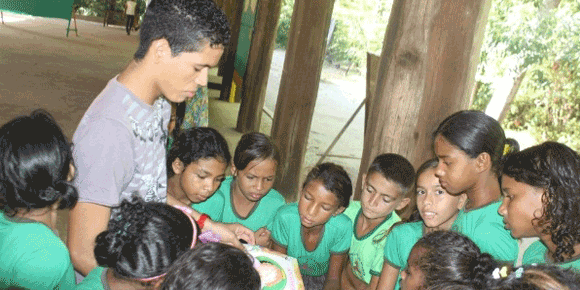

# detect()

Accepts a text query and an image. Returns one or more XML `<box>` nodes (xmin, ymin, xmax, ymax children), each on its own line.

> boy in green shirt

<box><xmin>341</xmin><ymin>154</ymin><xmax>415</xmax><ymax>289</ymax></box>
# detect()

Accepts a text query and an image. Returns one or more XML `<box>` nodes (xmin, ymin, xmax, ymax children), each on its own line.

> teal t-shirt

<box><xmin>193</xmin><ymin>176</ymin><xmax>286</xmax><ymax>231</ymax></box>
<box><xmin>191</xmin><ymin>187</ymin><xmax>225</xmax><ymax>221</ymax></box>
<box><xmin>75</xmin><ymin>266</ymin><xmax>107</xmax><ymax>290</ymax></box>
<box><xmin>451</xmin><ymin>201</ymin><xmax>518</xmax><ymax>263</ymax></box>
<box><xmin>0</xmin><ymin>212</ymin><xmax>76</xmax><ymax>290</ymax></box>
<box><xmin>343</xmin><ymin>201</ymin><xmax>400</xmax><ymax>283</ymax></box>
<box><xmin>522</xmin><ymin>240</ymin><xmax>580</xmax><ymax>270</ymax></box>
<box><xmin>268</xmin><ymin>203</ymin><xmax>353</xmax><ymax>277</ymax></box>
<box><xmin>383</xmin><ymin>221</ymin><xmax>423</xmax><ymax>290</ymax></box>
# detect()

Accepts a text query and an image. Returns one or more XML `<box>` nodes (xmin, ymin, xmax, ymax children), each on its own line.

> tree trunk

<box><xmin>271</xmin><ymin>0</ymin><xmax>337</xmax><ymax>201</ymax></box>
<box><xmin>354</xmin><ymin>0</ymin><xmax>492</xmax><ymax>216</ymax></box>
<box><xmin>497</xmin><ymin>70</ymin><xmax>527</xmax><ymax>123</ymax></box>
<box><xmin>236</xmin><ymin>0</ymin><xmax>283</xmax><ymax>133</ymax></box>
<box><xmin>217</xmin><ymin>0</ymin><xmax>244</xmax><ymax>100</ymax></box>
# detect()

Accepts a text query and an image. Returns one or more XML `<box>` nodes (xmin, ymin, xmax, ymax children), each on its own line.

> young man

<box><xmin>124</xmin><ymin>0</ymin><xmax>137</xmax><ymax>35</ymax></box>
<box><xmin>68</xmin><ymin>0</ymin><xmax>234</xmax><ymax>281</ymax></box>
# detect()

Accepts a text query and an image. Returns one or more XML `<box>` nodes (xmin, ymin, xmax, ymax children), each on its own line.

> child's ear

<box><xmin>457</xmin><ymin>193</ymin><xmax>468</xmax><ymax>210</ymax></box>
<box><xmin>151</xmin><ymin>38</ymin><xmax>171</xmax><ymax>62</ymax></box>
<box><xmin>475</xmin><ymin>152</ymin><xmax>492</xmax><ymax>173</ymax></box>
<box><xmin>172</xmin><ymin>158</ymin><xmax>185</xmax><ymax>175</ymax></box>
<box><xmin>231</xmin><ymin>163</ymin><xmax>238</xmax><ymax>176</ymax></box>
<box><xmin>333</xmin><ymin>206</ymin><xmax>346</xmax><ymax>216</ymax></box>
<box><xmin>395</xmin><ymin>197</ymin><xmax>411</xmax><ymax>211</ymax></box>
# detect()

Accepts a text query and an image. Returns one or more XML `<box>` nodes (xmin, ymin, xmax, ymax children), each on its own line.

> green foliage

<box><xmin>473</xmin><ymin>0</ymin><xmax>580</xmax><ymax>150</ymax></box>
<box><xmin>470</xmin><ymin>82</ymin><xmax>493</xmax><ymax>111</ymax></box>
<box><xmin>77</xmin><ymin>0</ymin><xmax>145</xmax><ymax>17</ymax></box>
<box><xmin>275</xmin><ymin>0</ymin><xmax>391</xmax><ymax>68</ymax></box>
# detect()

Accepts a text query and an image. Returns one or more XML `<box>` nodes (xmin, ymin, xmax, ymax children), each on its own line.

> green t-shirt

<box><xmin>0</xmin><ymin>212</ymin><xmax>76</xmax><ymax>290</ymax></box>
<box><xmin>193</xmin><ymin>176</ymin><xmax>286</xmax><ymax>231</ymax></box>
<box><xmin>75</xmin><ymin>266</ymin><xmax>107</xmax><ymax>290</ymax></box>
<box><xmin>343</xmin><ymin>201</ymin><xmax>400</xmax><ymax>283</ymax></box>
<box><xmin>383</xmin><ymin>221</ymin><xmax>423</xmax><ymax>290</ymax></box>
<box><xmin>191</xmin><ymin>188</ymin><xmax>225</xmax><ymax>221</ymax></box>
<box><xmin>451</xmin><ymin>201</ymin><xmax>519</xmax><ymax>263</ymax></box>
<box><xmin>268</xmin><ymin>203</ymin><xmax>353</xmax><ymax>277</ymax></box>
<box><xmin>522</xmin><ymin>240</ymin><xmax>580</xmax><ymax>270</ymax></box>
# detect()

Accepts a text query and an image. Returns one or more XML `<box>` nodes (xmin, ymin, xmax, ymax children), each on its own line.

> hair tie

<box><xmin>503</xmin><ymin>144</ymin><xmax>511</xmax><ymax>156</ymax></box>
<box><xmin>514</xmin><ymin>267</ymin><xmax>524</xmax><ymax>279</ymax></box>
<box><xmin>492</xmin><ymin>266</ymin><xmax>509</xmax><ymax>279</ymax></box>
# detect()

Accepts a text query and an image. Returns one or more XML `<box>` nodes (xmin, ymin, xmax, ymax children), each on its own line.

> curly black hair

<box><xmin>413</xmin><ymin>231</ymin><xmax>502</xmax><ymax>289</ymax></box>
<box><xmin>134</xmin><ymin>0</ymin><xmax>230</xmax><ymax>59</ymax></box>
<box><xmin>502</xmin><ymin>141</ymin><xmax>580</xmax><ymax>262</ymax></box>
<box><xmin>94</xmin><ymin>196</ymin><xmax>197</xmax><ymax>280</ymax></box>
<box><xmin>0</xmin><ymin>109</ymin><xmax>78</xmax><ymax>216</ymax></box>
<box><xmin>489</xmin><ymin>264</ymin><xmax>580</xmax><ymax>290</ymax></box>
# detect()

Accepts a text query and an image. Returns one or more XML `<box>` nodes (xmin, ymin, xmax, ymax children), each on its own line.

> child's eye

<box><xmin>303</xmin><ymin>194</ymin><xmax>312</xmax><ymax>200</ymax></box>
<box><xmin>416</xmin><ymin>190</ymin><xmax>425</xmax><ymax>195</ymax></box>
<box><xmin>321</xmin><ymin>206</ymin><xmax>331</xmax><ymax>211</ymax></box>
<box><xmin>382</xmin><ymin>197</ymin><xmax>392</xmax><ymax>203</ymax></box>
<box><xmin>197</xmin><ymin>174</ymin><xmax>208</xmax><ymax>179</ymax></box>
<box><xmin>436</xmin><ymin>190</ymin><xmax>445</xmax><ymax>195</ymax></box>
<box><xmin>247</xmin><ymin>176</ymin><xmax>255</xmax><ymax>180</ymax></box>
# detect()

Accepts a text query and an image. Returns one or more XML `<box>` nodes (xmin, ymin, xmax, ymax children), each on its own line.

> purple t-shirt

<box><xmin>73</xmin><ymin>77</ymin><xmax>170</xmax><ymax>207</ymax></box>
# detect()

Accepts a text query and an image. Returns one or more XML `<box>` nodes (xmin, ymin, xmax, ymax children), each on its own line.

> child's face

<box><xmin>232</xmin><ymin>158</ymin><xmax>277</xmax><ymax>202</ymax></box>
<box><xmin>298</xmin><ymin>179</ymin><xmax>344</xmax><ymax>229</ymax></box>
<box><xmin>433</xmin><ymin>135</ymin><xmax>479</xmax><ymax>195</ymax></box>
<box><xmin>498</xmin><ymin>175</ymin><xmax>545</xmax><ymax>238</ymax></box>
<box><xmin>360</xmin><ymin>172</ymin><xmax>409</xmax><ymax>220</ymax></box>
<box><xmin>155</xmin><ymin>41</ymin><xmax>224</xmax><ymax>104</ymax></box>
<box><xmin>172</xmin><ymin>157</ymin><xmax>227</xmax><ymax>204</ymax></box>
<box><xmin>417</xmin><ymin>168</ymin><xmax>467</xmax><ymax>230</ymax></box>
<box><xmin>401</xmin><ymin>246</ymin><xmax>427</xmax><ymax>290</ymax></box>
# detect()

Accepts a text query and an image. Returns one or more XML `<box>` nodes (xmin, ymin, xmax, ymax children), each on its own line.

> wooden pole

<box><xmin>236</xmin><ymin>0</ymin><xmax>283</xmax><ymax>133</ymax></box>
<box><xmin>354</xmin><ymin>0</ymin><xmax>492</xmax><ymax>206</ymax></box>
<box><xmin>271</xmin><ymin>0</ymin><xmax>337</xmax><ymax>200</ymax></box>
<box><xmin>218</xmin><ymin>0</ymin><xmax>244</xmax><ymax>100</ymax></box>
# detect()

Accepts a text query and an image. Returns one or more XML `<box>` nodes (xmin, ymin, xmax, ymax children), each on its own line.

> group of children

<box><xmin>2</xmin><ymin>0</ymin><xmax>580</xmax><ymax>289</ymax></box>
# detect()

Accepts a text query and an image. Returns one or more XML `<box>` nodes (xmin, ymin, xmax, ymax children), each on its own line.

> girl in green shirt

<box><xmin>499</xmin><ymin>142</ymin><xmax>580</xmax><ymax>270</ymax></box>
<box><xmin>0</xmin><ymin>110</ymin><xmax>78</xmax><ymax>290</ymax></box>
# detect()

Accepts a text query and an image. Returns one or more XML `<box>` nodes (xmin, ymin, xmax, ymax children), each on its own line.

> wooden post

<box><xmin>236</xmin><ymin>0</ymin><xmax>283</xmax><ymax>133</ymax></box>
<box><xmin>354</xmin><ymin>0</ymin><xmax>492</xmax><ymax>204</ymax></box>
<box><xmin>271</xmin><ymin>0</ymin><xmax>337</xmax><ymax>200</ymax></box>
<box><xmin>218</xmin><ymin>0</ymin><xmax>244</xmax><ymax>101</ymax></box>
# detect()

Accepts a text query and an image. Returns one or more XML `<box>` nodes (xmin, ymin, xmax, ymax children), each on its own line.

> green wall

<box><xmin>0</xmin><ymin>0</ymin><xmax>78</xmax><ymax>20</ymax></box>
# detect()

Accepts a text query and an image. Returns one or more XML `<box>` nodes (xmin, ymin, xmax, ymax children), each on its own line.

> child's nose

<box><xmin>195</xmin><ymin>68</ymin><xmax>209</xmax><ymax>87</ymax></box>
<box><xmin>498</xmin><ymin>199</ymin><xmax>507</xmax><ymax>216</ymax></box>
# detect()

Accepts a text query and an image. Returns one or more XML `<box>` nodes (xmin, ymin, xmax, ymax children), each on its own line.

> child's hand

<box><xmin>224</xmin><ymin>223</ymin><xmax>256</xmax><ymax>245</ymax></box>
<box><xmin>254</xmin><ymin>227</ymin><xmax>272</xmax><ymax>247</ymax></box>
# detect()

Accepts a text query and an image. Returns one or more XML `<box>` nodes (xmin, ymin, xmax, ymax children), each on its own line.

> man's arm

<box><xmin>67</xmin><ymin>203</ymin><xmax>111</xmax><ymax>276</ymax></box>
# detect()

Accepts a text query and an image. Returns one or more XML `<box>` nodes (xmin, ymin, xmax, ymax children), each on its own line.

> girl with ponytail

<box><xmin>0</xmin><ymin>109</ymin><xmax>79</xmax><ymax>289</ymax></box>
<box><xmin>432</xmin><ymin>110</ymin><xmax>519</xmax><ymax>263</ymax></box>
<box><xmin>76</xmin><ymin>196</ymin><xmax>199</xmax><ymax>289</ymax></box>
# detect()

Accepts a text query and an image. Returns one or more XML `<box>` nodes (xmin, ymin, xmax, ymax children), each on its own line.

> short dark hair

<box><xmin>367</xmin><ymin>153</ymin><xmax>415</xmax><ymax>198</ymax></box>
<box><xmin>0</xmin><ymin>109</ymin><xmax>78</xmax><ymax>216</ymax></box>
<box><xmin>94</xmin><ymin>196</ymin><xmax>197</xmax><ymax>280</ymax></box>
<box><xmin>302</xmin><ymin>163</ymin><xmax>352</xmax><ymax>208</ymax></box>
<box><xmin>414</xmin><ymin>231</ymin><xmax>501</xmax><ymax>290</ymax></box>
<box><xmin>134</xmin><ymin>0</ymin><xmax>230</xmax><ymax>60</ymax></box>
<box><xmin>502</xmin><ymin>141</ymin><xmax>580</xmax><ymax>262</ymax></box>
<box><xmin>233</xmin><ymin>132</ymin><xmax>279</xmax><ymax>171</ymax></box>
<box><xmin>167</xmin><ymin>127</ymin><xmax>231</xmax><ymax>178</ymax></box>
<box><xmin>160</xmin><ymin>242</ymin><xmax>260</xmax><ymax>290</ymax></box>
<box><xmin>434</xmin><ymin>110</ymin><xmax>506</xmax><ymax>174</ymax></box>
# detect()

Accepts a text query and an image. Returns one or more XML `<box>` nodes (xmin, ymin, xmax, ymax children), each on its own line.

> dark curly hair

<box><xmin>433</xmin><ymin>110</ymin><xmax>506</xmax><ymax>174</ymax></box>
<box><xmin>167</xmin><ymin>127</ymin><xmax>231</xmax><ymax>178</ymax></box>
<box><xmin>413</xmin><ymin>231</ymin><xmax>502</xmax><ymax>289</ymax></box>
<box><xmin>94</xmin><ymin>196</ymin><xmax>197</xmax><ymax>280</ymax></box>
<box><xmin>160</xmin><ymin>242</ymin><xmax>260</xmax><ymax>290</ymax></box>
<box><xmin>302</xmin><ymin>163</ymin><xmax>352</xmax><ymax>208</ymax></box>
<box><xmin>501</xmin><ymin>141</ymin><xmax>580</xmax><ymax>262</ymax></box>
<box><xmin>0</xmin><ymin>109</ymin><xmax>78</xmax><ymax>216</ymax></box>
<box><xmin>488</xmin><ymin>264</ymin><xmax>580</xmax><ymax>290</ymax></box>
<box><xmin>134</xmin><ymin>0</ymin><xmax>230</xmax><ymax>60</ymax></box>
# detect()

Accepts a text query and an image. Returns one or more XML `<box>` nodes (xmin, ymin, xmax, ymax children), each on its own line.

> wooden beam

<box><xmin>354</xmin><ymin>0</ymin><xmax>492</xmax><ymax>209</ymax></box>
<box><xmin>217</xmin><ymin>0</ymin><xmax>244</xmax><ymax>100</ymax></box>
<box><xmin>236</xmin><ymin>0</ymin><xmax>283</xmax><ymax>133</ymax></box>
<box><xmin>271</xmin><ymin>0</ymin><xmax>337</xmax><ymax>201</ymax></box>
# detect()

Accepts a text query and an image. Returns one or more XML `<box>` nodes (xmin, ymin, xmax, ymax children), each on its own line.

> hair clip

<box><xmin>514</xmin><ymin>267</ymin><xmax>524</xmax><ymax>279</ymax></box>
<box><xmin>503</xmin><ymin>144</ymin><xmax>511</xmax><ymax>156</ymax></box>
<box><xmin>492</xmin><ymin>266</ymin><xmax>509</xmax><ymax>279</ymax></box>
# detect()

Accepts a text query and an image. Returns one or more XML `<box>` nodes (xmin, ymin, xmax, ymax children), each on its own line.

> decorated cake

<box><xmin>244</xmin><ymin>244</ymin><xmax>305</xmax><ymax>290</ymax></box>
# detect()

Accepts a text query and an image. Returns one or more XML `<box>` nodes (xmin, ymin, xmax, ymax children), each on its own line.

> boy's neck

<box><xmin>117</xmin><ymin>59</ymin><xmax>161</xmax><ymax>106</ymax></box>
<box><xmin>357</xmin><ymin>212</ymin><xmax>388</xmax><ymax>235</ymax></box>
<box><xmin>464</xmin><ymin>173</ymin><xmax>501</xmax><ymax>211</ymax></box>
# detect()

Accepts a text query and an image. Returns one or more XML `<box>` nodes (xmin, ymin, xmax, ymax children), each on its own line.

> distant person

<box><xmin>124</xmin><ymin>0</ymin><xmax>137</xmax><ymax>35</ymax></box>
<box><xmin>67</xmin><ymin>0</ymin><xmax>243</xmax><ymax>282</ymax></box>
